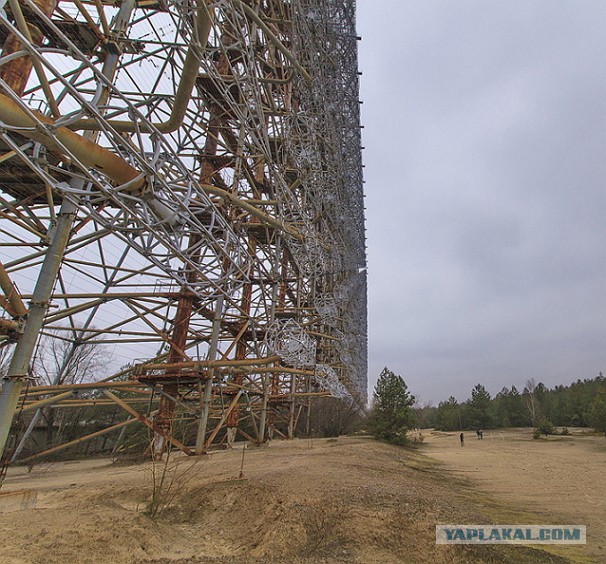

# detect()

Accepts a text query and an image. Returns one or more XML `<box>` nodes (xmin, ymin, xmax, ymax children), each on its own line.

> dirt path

<box><xmin>422</xmin><ymin>428</ymin><xmax>606</xmax><ymax>563</ymax></box>
<box><xmin>0</xmin><ymin>435</ymin><xmax>592</xmax><ymax>563</ymax></box>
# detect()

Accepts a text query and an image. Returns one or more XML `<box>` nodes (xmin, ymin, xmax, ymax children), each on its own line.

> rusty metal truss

<box><xmin>0</xmin><ymin>0</ymin><xmax>366</xmax><ymax>462</ymax></box>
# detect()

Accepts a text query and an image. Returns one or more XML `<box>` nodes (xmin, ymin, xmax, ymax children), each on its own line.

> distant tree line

<box><xmin>414</xmin><ymin>373</ymin><xmax>606</xmax><ymax>433</ymax></box>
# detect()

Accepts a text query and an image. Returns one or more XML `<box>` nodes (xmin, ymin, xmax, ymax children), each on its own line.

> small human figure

<box><xmin>479</xmin><ymin>429</ymin><xmax>483</xmax><ymax>440</ymax></box>
<box><xmin>476</xmin><ymin>429</ymin><xmax>481</xmax><ymax>439</ymax></box>
<box><xmin>460</xmin><ymin>432</ymin><xmax>464</xmax><ymax>446</ymax></box>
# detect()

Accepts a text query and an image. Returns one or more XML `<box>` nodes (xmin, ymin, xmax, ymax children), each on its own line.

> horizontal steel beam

<box><xmin>0</xmin><ymin>93</ymin><xmax>145</xmax><ymax>189</ymax></box>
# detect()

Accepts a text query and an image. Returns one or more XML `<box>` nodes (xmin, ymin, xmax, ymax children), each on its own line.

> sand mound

<box><xmin>0</xmin><ymin>437</ymin><xmax>577</xmax><ymax>563</ymax></box>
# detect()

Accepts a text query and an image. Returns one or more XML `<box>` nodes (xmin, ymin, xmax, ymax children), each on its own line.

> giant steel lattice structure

<box><xmin>0</xmin><ymin>0</ymin><xmax>366</xmax><ymax>461</ymax></box>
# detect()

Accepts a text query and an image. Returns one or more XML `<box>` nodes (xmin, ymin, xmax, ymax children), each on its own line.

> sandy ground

<box><xmin>422</xmin><ymin>427</ymin><xmax>606</xmax><ymax>563</ymax></box>
<box><xmin>0</xmin><ymin>432</ymin><xmax>599</xmax><ymax>564</ymax></box>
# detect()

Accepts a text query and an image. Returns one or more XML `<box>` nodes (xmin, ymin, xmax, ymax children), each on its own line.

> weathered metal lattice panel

<box><xmin>0</xmin><ymin>0</ymin><xmax>367</xmax><ymax>459</ymax></box>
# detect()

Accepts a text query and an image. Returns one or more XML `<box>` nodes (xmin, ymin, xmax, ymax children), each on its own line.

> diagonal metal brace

<box><xmin>103</xmin><ymin>390</ymin><xmax>193</xmax><ymax>456</ymax></box>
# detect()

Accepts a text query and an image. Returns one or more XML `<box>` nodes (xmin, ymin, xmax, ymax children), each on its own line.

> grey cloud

<box><xmin>358</xmin><ymin>1</ymin><xmax>606</xmax><ymax>403</ymax></box>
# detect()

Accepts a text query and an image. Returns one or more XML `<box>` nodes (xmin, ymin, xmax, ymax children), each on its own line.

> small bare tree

<box><xmin>309</xmin><ymin>397</ymin><xmax>363</xmax><ymax>437</ymax></box>
<box><xmin>33</xmin><ymin>330</ymin><xmax>107</xmax><ymax>386</ymax></box>
<box><xmin>19</xmin><ymin>329</ymin><xmax>110</xmax><ymax>452</ymax></box>
<box><xmin>523</xmin><ymin>378</ymin><xmax>539</xmax><ymax>426</ymax></box>
<box><xmin>0</xmin><ymin>342</ymin><xmax>13</xmax><ymax>376</ymax></box>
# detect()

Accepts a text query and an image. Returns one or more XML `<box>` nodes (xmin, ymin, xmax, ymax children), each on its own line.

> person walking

<box><xmin>460</xmin><ymin>432</ymin><xmax>464</xmax><ymax>446</ymax></box>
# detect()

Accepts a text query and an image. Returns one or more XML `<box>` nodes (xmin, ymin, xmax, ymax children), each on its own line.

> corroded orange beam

<box><xmin>0</xmin><ymin>93</ymin><xmax>144</xmax><ymax>189</ymax></box>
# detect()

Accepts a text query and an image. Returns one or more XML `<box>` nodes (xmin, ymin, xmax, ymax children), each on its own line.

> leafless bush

<box><xmin>144</xmin><ymin>439</ymin><xmax>206</xmax><ymax>519</ymax></box>
<box><xmin>302</xmin><ymin>507</ymin><xmax>344</xmax><ymax>556</ymax></box>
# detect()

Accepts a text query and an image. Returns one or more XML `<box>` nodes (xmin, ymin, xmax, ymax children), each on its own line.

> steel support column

<box><xmin>0</xmin><ymin>197</ymin><xmax>78</xmax><ymax>460</ymax></box>
<box><xmin>195</xmin><ymin>294</ymin><xmax>224</xmax><ymax>453</ymax></box>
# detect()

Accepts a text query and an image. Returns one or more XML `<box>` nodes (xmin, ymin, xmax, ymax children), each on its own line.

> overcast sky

<box><xmin>357</xmin><ymin>0</ymin><xmax>606</xmax><ymax>404</ymax></box>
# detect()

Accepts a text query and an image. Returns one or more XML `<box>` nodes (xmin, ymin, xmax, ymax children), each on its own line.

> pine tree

<box><xmin>588</xmin><ymin>397</ymin><xmax>606</xmax><ymax>433</ymax></box>
<box><xmin>468</xmin><ymin>384</ymin><xmax>493</xmax><ymax>429</ymax></box>
<box><xmin>367</xmin><ymin>367</ymin><xmax>415</xmax><ymax>444</ymax></box>
<box><xmin>435</xmin><ymin>396</ymin><xmax>462</xmax><ymax>431</ymax></box>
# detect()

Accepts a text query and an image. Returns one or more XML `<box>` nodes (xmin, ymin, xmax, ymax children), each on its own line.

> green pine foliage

<box><xmin>468</xmin><ymin>384</ymin><xmax>493</xmax><ymax>429</ymax></box>
<box><xmin>416</xmin><ymin>372</ymin><xmax>606</xmax><ymax>432</ymax></box>
<box><xmin>435</xmin><ymin>396</ymin><xmax>461</xmax><ymax>431</ymax></box>
<box><xmin>367</xmin><ymin>367</ymin><xmax>415</xmax><ymax>445</ymax></box>
<box><xmin>588</xmin><ymin>396</ymin><xmax>606</xmax><ymax>433</ymax></box>
<box><xmin>535</xmin><ymin>416</ymin><xmax>556</xmax><ymax>436</ymax></box>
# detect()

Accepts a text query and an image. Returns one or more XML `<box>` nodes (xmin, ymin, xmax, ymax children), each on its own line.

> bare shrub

<box><xmin>302</xmin><ymin>507</ymin><xmax>344</xmax><ymax>556</ymax></box>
